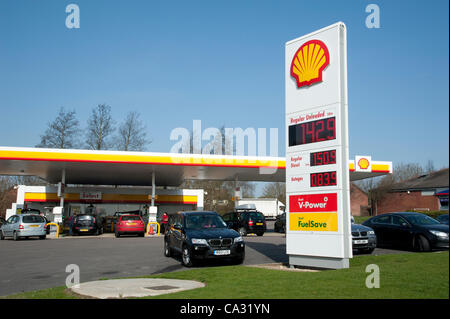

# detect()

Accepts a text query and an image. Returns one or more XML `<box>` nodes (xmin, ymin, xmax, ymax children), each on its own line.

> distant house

<box><xmin>375</xmin><ymin>168</ymin><xmax>449</xmax><ymax>215</ymax></box>
<box><xmin>0</xmin><ymin>187</ymin><xmax>17</xmax><ymax>219</ymax></box>
<box><xmin>350</xmin><ymin>183</ymin><xmax>369</xmax><ymax>216</ymax></box>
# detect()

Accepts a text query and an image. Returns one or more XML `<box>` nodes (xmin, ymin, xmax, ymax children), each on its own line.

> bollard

<box><xmin>146</xmin><ymin>222</ymin><xmax>160</xmax><ymax>236</ymax></box>
<box><xmin>46</xmin><ymin>223</ymin><xmax>60</xmax><ymax>238</ymax></box>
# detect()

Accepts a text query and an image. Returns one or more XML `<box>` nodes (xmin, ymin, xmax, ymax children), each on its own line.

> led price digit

<box><xmin>310</xmin><ymin>150</ymin><xmax>337</xmax><ymax>166</ymax></box>
<box><xmin>310</xmin><ymin>171</ymin><xmax>337</xmax><ymax>187</ymax></box>
<box><xmin>289</xmin><ymin>117</ymin><xmax>336</xmax><ymax>147</ymax></box>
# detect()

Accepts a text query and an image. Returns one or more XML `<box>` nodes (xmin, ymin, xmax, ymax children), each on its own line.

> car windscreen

<box><xmin>403</xmin><ymin>214</ymin><xmax>440</xmax><ymax>226</ymax></box>
<box><xmin>185</xmin><ymin>214</ymin><xmax>227</xmax><ymax>230</ymax></box>
<box><xmin>121</xmin><ymin>215</ymin><xmax>141</xmax><ymax>221</ymax></box>
<box><xmin>76</xmin><ymin>215</ymin><xmax>94</xmax><ymax>221</ymax></box>
<box><xmin>22</xmin><ymin>215</ymin><xmax>45</xmax><ymax>224</ymax></box>
<box><xmin>247</xmin><ymin>212</ymin><xmax>264</xmax><ymax>220</ymax></box>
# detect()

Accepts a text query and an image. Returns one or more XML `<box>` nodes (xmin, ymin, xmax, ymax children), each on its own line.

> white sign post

<box><xmin>285</xmin><ymin>22</ymin><xmax>352</xmax><ymax>269</ymax></box>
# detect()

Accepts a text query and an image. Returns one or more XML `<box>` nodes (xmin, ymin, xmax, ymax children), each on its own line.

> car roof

<box><xmin>390</xmin><ymin>212</ymin><xmax>427</xmax><ymax>216</ymax></box>
<box><xmin>179</xmin><ymin>211</ymin><xmax>218</xmax><ymax>215</ymax></box>
<box><xmin>373</xmin><ymin>212</ymin><xmax>425</xmax><ymax>217</ymax></box>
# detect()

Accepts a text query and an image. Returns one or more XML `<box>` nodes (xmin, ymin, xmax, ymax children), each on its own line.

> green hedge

<box><xmin>407</xmin><ymin>210</ymin><xmax>449</xmax><ymax>219</ymax></box>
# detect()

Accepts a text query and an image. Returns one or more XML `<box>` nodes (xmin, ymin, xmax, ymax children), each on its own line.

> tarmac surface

<box><xmin>0</xmin><ymin>221</ymin><xmax>412</xmax><ymax>297</ymax></box>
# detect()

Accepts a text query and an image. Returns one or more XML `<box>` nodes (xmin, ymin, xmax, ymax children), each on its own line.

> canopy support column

<box><xmin>148</xmin><ymin>171</ymin><xmax>158</xmax><ymax>223</ymax></box>
<box><xmin>59</xmin><ymin>169</ymin><xmax>66</xmax><ymax>208</ymax></box>
<box><xmin>151</xmin><ymin>171</ymin><xmax>155</xmax><ymax>207</ymax></box>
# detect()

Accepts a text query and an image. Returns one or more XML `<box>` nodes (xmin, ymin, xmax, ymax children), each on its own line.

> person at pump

<box><xmin>68</xmin><ymin>214</ymin><xmax>74</xmax><ymax>236</ymax></box>
<box><xmin>162</xmin><ymin>212</ymin><xmax>169</xmax><ymax>233</ymax></box>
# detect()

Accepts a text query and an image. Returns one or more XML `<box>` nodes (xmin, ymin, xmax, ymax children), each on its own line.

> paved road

<box><xmin>0</xmin><ymin>227</ymin><xmax>411</xmax><ymax>296</ymax></box>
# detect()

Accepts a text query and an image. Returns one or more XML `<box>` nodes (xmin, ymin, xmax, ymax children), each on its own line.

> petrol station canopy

<box><xmin>0</xmin><ymin>147</ymin><xmax>392</xmax><ymax>186</ymax></box>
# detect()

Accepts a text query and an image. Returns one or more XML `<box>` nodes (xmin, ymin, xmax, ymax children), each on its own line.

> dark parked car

<box><xmin>164</xmin><ymin>211</ymin><xmax>245</xmax><ymax>267</ymax></box>
<box><xmin>274</xmin><ymin>212</ymin><xmax>286</xmax><ymax>233</ymax></box>
<box><xmin>436</xmin><ymin>214</ymin><xmax>449</xmax><ymax>225</ymax></box>
<box><xmin>222</xmin><ymin>209</ymin><xmax>266</xmax><ymax>236</ymax></box>
<box><xmin>274</xmin><ymin>213</ymin><xmax>376</xmax><ymax>253</ymax></box>
<box><xmin>72</xmin><ymin>214</ymin><xmax>103</xmax><ymax>235</ymax></box>
<box><xmin>362</xmin><ymin>212</ymin><xmax>449</xmax><ymax>251</ymax></box>
<box><xmin>351</xmin><ymin>223</ymin><xmax>377</xmax><ymax>254</ymax></box>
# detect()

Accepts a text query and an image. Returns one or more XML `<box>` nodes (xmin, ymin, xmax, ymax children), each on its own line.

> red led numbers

<box><xmin>289</xmin><ymin>117</ymin><xmax>336</xmax><ymax>146</ymax></box>
<box><xmin>310</xmin><ymin>171</ymin><xmax>337</xmax><ymax>187</ymax></box>
<box><xmin>310</xmin><ymin>149</ymin><xmax>336</xmax><ymax>166</ymax></box>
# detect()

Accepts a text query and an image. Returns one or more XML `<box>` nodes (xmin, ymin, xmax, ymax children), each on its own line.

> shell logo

<box><xmin>290</xmin><ymin>40</ymin><xmax>330</xmax><ymax>88</ymax></box>
<box><xmin>358</xmin><ymin>158</ymin><xmax>370</xmax><ymax>170</ymax></box>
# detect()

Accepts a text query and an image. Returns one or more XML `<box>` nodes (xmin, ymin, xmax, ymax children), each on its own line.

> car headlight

<box><xmin>367</xmin><ymin>230</ymin><xmax>375</xmax><ymax>235</ymax></box>
<box><xmin>191</xmin><ymin>238</ymin><xmax>208</xmax><ymax>245</ymax></box>
<box><xmin>234</xmin><ymin>236</ymin><xmax>243</xmax><ymax>243</ymax></box>
<box><xmin>429</xmin><ymin>230</ymin><xmax>449</xmax><ymax>238</ymax></box>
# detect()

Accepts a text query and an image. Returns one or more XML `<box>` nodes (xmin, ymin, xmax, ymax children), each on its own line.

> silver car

<box><xmin>0</xmin><ymin>214</ymin><xmax>47</xmax><ymax>240</ymax></box>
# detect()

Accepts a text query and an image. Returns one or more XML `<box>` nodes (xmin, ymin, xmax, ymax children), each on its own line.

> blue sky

<box><xmin>0</xmin><ymin>0</ymin><xmax>448</xmax><ymax>170</ymax></box>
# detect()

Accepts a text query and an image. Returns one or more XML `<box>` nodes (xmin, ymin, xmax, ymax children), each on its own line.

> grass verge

<box><xmin>3</xmin><ymin>251</ymin><xmax>448</xmax><ymax>299</ymax></box>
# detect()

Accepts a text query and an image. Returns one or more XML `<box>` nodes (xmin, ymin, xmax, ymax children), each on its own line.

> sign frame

<box><xmin>285</xmin><ymin>22</ymin><xmax>352</xmax><ymax>269</ymax></box>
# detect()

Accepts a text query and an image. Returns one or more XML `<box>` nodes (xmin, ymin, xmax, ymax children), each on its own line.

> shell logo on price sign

<box><xmin>290</xmin><ymin>40</ymin><xmax>330</xmax><ymax>88</ymax></box>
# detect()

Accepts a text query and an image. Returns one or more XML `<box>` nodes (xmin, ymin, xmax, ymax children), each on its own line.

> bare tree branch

<box><xmin>36</xmin><ymin>107</ymin><xmax>80</xmax><ymax>149</ymax></box>
<box><xmin>116</xmin><ymin>111</ymin><xmax>150</xmax><ymax>151</ymax></box>
<box><xmin>86</xmin><ymin>104</ymin><xmax>115</xmax><ymax>150</ymax></box>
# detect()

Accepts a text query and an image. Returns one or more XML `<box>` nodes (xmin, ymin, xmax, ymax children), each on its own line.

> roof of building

<box><xmin>390</xmin><ymin>168</ymin><xmax>449</xmax><ymax>192</ymax></box>
<box><xmin>0</xmin><ymin>146</ymin><xmax>392</xmax><ymax>186</ymax></box>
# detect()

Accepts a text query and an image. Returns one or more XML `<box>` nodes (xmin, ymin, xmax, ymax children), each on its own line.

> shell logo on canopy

<box><xmin>290</xmin><ymin>39</ymin><xmax>330</xmax><ymax>88</ymax></box>
<box><xmin>358</xmin><ymin>157</ymin><xmax>370</xmax><ymax>170</ymax></box>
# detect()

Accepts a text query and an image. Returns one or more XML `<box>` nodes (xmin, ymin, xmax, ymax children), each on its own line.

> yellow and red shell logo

<box><xmin>358</xmin><ymin>158</ymin><xmax>370</xmax><ymax>170</ymax></box>
<box><xmin>290</xmin><ymin>40</ymin><xmax>330</xmax><ymax>88</ymax></box>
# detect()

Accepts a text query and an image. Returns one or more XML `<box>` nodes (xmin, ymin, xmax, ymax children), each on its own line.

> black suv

<box><xmin>274</xmin><ymin>212</ymin><xmax>286</xmax><ymax>233</ymax></box>
<box><xmin>164</xmin><ymin>211</ymin><xmax>245</xmax><ymax>267</ymax></box>
<box><xmin>222</xmin><ymin>209</ymin><xmax>266</xmax><ymax>236</ymax></box>
<box><xmin>72</xmin><ymin>214</ymin><xmax>103</xmax><ymax>235</ymax></box>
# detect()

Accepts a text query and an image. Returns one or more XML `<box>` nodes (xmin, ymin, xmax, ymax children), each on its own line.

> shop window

<box><xmin>439</xmin><ymin>196</ymin><xmax>449</xmax><ymax>210</ymax></box>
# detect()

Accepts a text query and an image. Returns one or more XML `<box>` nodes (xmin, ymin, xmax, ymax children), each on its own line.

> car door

<box><xmin>389</xmin><ymin>215</ymin><xmax>413</xmax><ymax>248</ymax></box>
<box><xmin>370</xmin><ymin>215</ymin><xmax>392</xmax><ymax>246</ymax></box>
<box><xmin>172</xmin><ymin>215</ymin><xmax>184</xmax><ymax>252</ymax></box>
<box><xmin>2</xmin><ymin>216</ymin><xmax>13</xmax><ymax>236</ymax></box>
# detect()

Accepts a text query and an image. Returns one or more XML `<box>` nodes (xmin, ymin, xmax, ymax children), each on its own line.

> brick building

<box><xmin>350</xmin><ymin>183</ymin><xmax>369</xmax><ymax>216</ymax></box>
<box><xmin>374</xmin><ymin>168</ymin><xmax>449</xmax><ymax>215</ymax></box>
<box><xmin>0</xmin><ymin>187</ymin><xmax>17</xmax><ymax>219</ymax></box>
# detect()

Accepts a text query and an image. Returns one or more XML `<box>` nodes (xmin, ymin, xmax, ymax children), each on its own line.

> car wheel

<box><xmin>0</xmin><ymin>231</ymin><xmax>4</xmax><ymax>240</ymax></box>
<box><xmin>13</xmin><ymin>231</ymin><xmax>19</xmax><ymax>241</ymax></box>
<box><xmin>416</xmin><ymin>235</ymin><xmax>431</xmax><ymax>252</ymax></box>
<box><xmin>256</xmin><ymin>232</ymin><xmax>264</xmax><ymax>237</ymax></box>
<box><xmin>239</xmin><ymin>227</ymin><xmax>247</xmax><ymax>236</ymax></box>
<box><xmin>39</xmin><ymin>235</ymin><xmax>46</xmax><ymax>240</ymax></box>
<box><xmin>182</xmin><ymin>245</ymin><xmax>194</xmax><ymax>267</ymax></box>
<box><xmin>164</xmin><ymin>240</ymin><xmax>172</xmax><ymax>257</ymax></box>
<box><xmin>115</xmin><ymin>231</ymin><xmax>120</xmax><ymax>238</ymax></box>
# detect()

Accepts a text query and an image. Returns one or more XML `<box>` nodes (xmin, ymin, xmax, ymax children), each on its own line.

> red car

<box><xmin>115</xmin><ymin>215</ymin><xmax>145</xmax><ymax>237</ymax></box>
